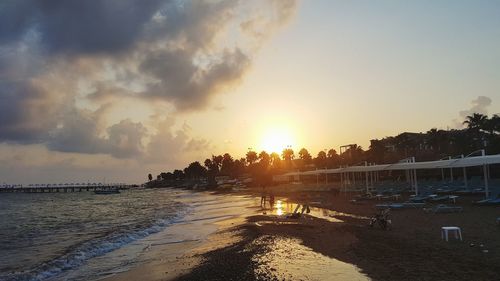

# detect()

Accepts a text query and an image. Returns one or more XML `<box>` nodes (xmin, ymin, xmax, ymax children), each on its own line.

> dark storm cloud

<box><xmin>0</xmin><ymin>82</ymin><xmax>45</xmax><ymax>142</ymax></box>
<box><xmin>0</xmin><ymin>81</ymin><xmax>60</xmax><ymax>142</ymax></box>
<box><xmin>0</xmin><ymin>0</ymin><xmax>165</xmax><ymax>54</ymax></box>
<box><xmin>0</xmin><ymin>0</ymin><xmax>298</xmax><ymax>157</ymax></box>
<box><xmin>0</xmin><ymin>1</ymin><xmax>37</xmax><ymax>45</ymax></box>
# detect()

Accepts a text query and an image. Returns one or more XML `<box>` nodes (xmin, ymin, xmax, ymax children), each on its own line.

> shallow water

<box><xmin>0</xmin><ymin>190</ymin><xmax>371</xmax><ymax>281</ymax></box>
<box><xmin>52</xmin><ymin>193</ymin><xmax>261</xmax><ymax>281</ymax></box>
<box><xmin>263</xmin><ymin>199</ymin><xmax>368</xmax><ymax>222</ymax></box>
<box><xmin>254</xmin><ymin>236</ymin><xmax>370</xmax><ymax>281</ymax></box>
<box><xmin>0</xmin><ymin>189</ymin><xmax>198</xmax><ymax>281</ymax></box>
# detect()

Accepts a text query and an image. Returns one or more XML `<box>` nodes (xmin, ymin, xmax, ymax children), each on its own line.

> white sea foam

<box><xmin>0</xmin><ymin>205</ymin><xmax>192</xmax><ymax>281</ymax></box>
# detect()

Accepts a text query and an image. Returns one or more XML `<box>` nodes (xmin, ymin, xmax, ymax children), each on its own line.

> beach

<box><xmin>104</xmin><ymin>186</ymin><xmax>500</xmax><ymax>281</ymax></box>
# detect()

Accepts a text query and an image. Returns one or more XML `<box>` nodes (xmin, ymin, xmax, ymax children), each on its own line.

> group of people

<box><xmin>260</xmin><ymin>186</ymin><xmax>275</xmax><ymax>208</ymax></box>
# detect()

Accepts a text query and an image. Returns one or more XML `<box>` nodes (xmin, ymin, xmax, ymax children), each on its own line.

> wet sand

<box><xmin>109</xmin><ymin>187</ymin><xmax>500</xmax><ymax>281</ymax></box>
<box><xmin>103</xmin><ymin>193</ymin><xmax>260</xmax><ymax>281</ymax></box>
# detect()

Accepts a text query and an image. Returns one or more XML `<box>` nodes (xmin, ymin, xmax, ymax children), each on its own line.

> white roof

<box><xmin>282</xmin><ymin>154</ymin><xmax>500</xmax><ymax>176</ymax></box>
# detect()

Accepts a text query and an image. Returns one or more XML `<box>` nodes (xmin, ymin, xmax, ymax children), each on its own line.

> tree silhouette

<box><xmin>281</xmin><ymin>148</ymin><xmax>294</xmax><ymax>170</ymax></box>
<box><xmin>314</xmin><ymin>150</ymin><xmax>327</xmax><ymax>168</ymax></box>
<box><xmin>463</xmin><ymin>113</ymin><xmax>488</xmax><ymax>130</ymax></box>
<box><xmin>220</xmin><ymin>153</ymin><xmax>234</xmax><ymax>175</ymax></box>
<box><xmin>282</xmin><ymin>148</ymin><xmax>294</xmax><ymax>162</ymax></box>
<box><xmin>232</xmin><ymin>159</ymin><xmax>246</xmax><ymax>177</ymax></box>
<box><xmin>484</xmin><ymin>114</ymin><xmax>500</xmax><ymax>135</ymax></box>
<box><xmin>270</xmin><ymin>152</ymin><xmax>282</xmax><ymax>170</ymax></box>
<box><xmin>204</xmin><ymin>158</ymin><xmax>218</xmax><ymax>187</ymax></box>
<box><xmin>160</xmin><ymin>172</ymin><xmax>174</xmax><ymax>181</ymax></box>
<box><xmin>184</xmin><ymin>162</ymin><xmax>206</xmax><ymax>179</ymax></box>
<box><xmin>145</xmin><ymin>110</ymin><xmax>500</xmax><ymax>188</ymax></box>
<box><xmin>173</xmin><ymin>169</ymin><xmax>184</xmax><ymax>180</ymax></box>
<box><xmin>298</xmin><ymin>148</ymin><xmax>312</xmax><ymax>163</ymax></box>
<box><xmin>258</xmin><ymin>151</ymin><xmax>270</xmax><ymax>165</ymax></box>
<box><xmin>326</xmin><ymin>149</ymin><xmax>339</xmax><ymax>168</ymax></box>
<box><xmin>246</xmin><ymin>150</ymin><xmax>258</xmax><ymax>165</ymax></box>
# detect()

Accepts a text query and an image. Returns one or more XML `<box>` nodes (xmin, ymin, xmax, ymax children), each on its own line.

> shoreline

<box><xmin>102</xmin><ymin>191</ymin><xmax>261</xmax><ymax>281</ymax></box>
<box><xmin>106</xmin><ymin>186</ymin><xmax>500</xmax><ymax>281</ymax></box>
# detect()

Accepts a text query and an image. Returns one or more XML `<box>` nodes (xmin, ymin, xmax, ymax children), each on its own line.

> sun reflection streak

<box><xmin>276</xmin><ymin>200</ymin><xmax>283</xmax><ymax>216</ymax></box>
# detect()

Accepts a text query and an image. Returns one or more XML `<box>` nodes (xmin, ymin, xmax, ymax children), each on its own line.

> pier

<box><xmin>0</xmin><ymin>184</ymin><xmax>128</xmax><ymax>193</ymax></box>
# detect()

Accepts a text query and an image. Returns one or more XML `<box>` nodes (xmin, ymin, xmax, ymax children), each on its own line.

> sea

<box><xmin>0</xmin><ymin>188</ymin><xmax>258</xmax><ymax>281</ymax></box>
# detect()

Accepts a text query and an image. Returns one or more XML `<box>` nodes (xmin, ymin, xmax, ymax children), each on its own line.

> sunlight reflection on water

<box><xmin>264</xmin><ymin>199</ymin><xmax>368</xmax><ymax>222</ymax></box>
<box><xmin>253</xmin><ymin>236</ymin><xmax>370</xmax><ymax>281</ymax></box>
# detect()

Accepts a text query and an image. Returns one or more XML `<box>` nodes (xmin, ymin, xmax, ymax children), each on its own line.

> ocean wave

<box><xmin>0</xmin><ymin>208</ymin><xmax>191</xmax><ymax>281</ymax></box>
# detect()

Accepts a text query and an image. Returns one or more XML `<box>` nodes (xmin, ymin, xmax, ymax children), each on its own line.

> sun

<box><xmin>259</xmin><ymin>127</ymin><xmax>296</xmax><ymax>153</ymax></box>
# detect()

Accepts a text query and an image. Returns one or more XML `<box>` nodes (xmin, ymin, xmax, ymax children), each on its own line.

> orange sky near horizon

<box><xmin>1</xmin><ymin>0</ymin><xmax>499</xmax><ymax>184</ymax></box>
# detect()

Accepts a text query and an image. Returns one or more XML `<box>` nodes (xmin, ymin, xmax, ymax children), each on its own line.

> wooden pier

<box><xmin>0</xmin><ymin>184</ymin><xmax>128</xmax><ymax>193</ymax></box>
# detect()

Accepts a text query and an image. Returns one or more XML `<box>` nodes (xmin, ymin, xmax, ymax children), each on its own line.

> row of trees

<box><xmin>148</xmin><ymin>113</ymin><xmax>500</xmax><ymax>187</ymax></box>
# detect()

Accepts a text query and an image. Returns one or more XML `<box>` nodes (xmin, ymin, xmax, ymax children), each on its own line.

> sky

<box><xmin>1</xmin><ymin>0</ymin><xmax>499</xmax><ymax>184</ymax></box>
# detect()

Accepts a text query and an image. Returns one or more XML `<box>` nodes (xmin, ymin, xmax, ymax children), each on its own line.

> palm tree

<box><xmin>282</xmin><ymin>148</ymin><xmax>295</xmax><ymax>170</ymax></box>
<box><xmin>368</xmin><ymin>139</ymin><xmax>387</xmax><ymax>163</ymax></box>
<box><xmin>212</xmin><ymin>155</ymin><xmax>223</xmax><ymax>172</ymax></box>
<box><xmin>484</xmin><ymin>114</ymin><xmax>500</xmax><ymax>135</ymax></box>
<box><xmin>281</xmin><ymin>148</ymin><xmax>294</xmax><ymax>162</ymax></box>
<box><xmin>270</xmin><ymin>152</ymin><xmax>281</xmax><ymax>169</ymax></box>
<box><xmin>298</xmin><ymin>148</ymin><xmax>312</xmax><ymax>164</ymax></box>
<box><xmin>314</xmin><ymin>150</ymin><xmax>327</xmax><ymax>168</ymax></box>
<box><xmin>326</xmin><ymin>149</ymin><xmax>340</xmax><ymax>168</ymax></box>
<box><xmin>246</xmin><ymin>150</ymin><xmax>258</xmax><ymax>165</ymax></box>
<box><xmin>220</xmin><ymin>153</ymin><xmax>234</xmax><ymax>175</ymax></box>
<box><xmin>463</xmin><ymin>113</ymin><xmax>488</xmax><ymax>130</ymax></box>
<box><xmin>463</xmin><ymin>113</ymin><xmax>489</xmax><ymax>150</ymax></box>
<box><xmin>258</xmin><ymin>151</ymin><xmax>271</xmax><ymax>166</ymax></box>
<box><xmin>491</xmin><ymin>114</ymin><xmax>500</xmax><ymax>134</ymax></box>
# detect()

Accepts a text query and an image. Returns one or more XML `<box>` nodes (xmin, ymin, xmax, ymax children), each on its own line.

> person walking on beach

<box><xmin>269</xmin><ymin>192</ymin><xmax>275</xmax><ymax>209</ymax></box>
<box><xmin>260</xmin><ymin>185</ymin><xmax>267</xmax><ymax>207</ymax></box>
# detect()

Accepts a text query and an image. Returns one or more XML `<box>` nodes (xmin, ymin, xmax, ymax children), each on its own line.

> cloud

<box><xmin>141</xmin><ymin>48</ymin><xmax>250</xmax><ymax>110</ymax></box>
<box><xmin>0</xmin><ymin>0</ymin><xmax>298</xmax><ymax>160</ymax></box>
<box><xmin>459</xmin><ymin>96</ymin><xmax>492</xmax><ymax>117</ymax></box>
<box><xmin>0</xmin><ymin>79</ymin><xmax>65</xmax><ymax>143</ymax></box>
<box><xmin>47</xmin><ymin>106</ymin><xmax>147</xmax><ymax>158</ymax></box>
<box><xmin>0</xmin><ymin>0</ymin><xmax>165</xmax><ymax>54</ymax></box>
<box><xmin>453</xmin><ymin>96</ymin><xmax>493</xmax><ymax>128</ymax></box>
<box><xmin>145</xmin><ymin>117</ymin><xmax>212</xmax><ymax>165</ymax></box>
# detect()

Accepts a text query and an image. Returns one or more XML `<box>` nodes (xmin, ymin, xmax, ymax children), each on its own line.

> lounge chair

<box><xmin>424</xmin><ymin>204</ymin><xmax>463</xmax><ymax>214</ymax></box>
<box><xmin>376</xmin><ymin>203</ymin><xmax>404</xmax><ymax>210</ymax></box>
<box><xmin>474</xmin><ymin>191</ymin><xmax>500</xmax><ymax>205</ymax></box>
<box><xmin>430</xmin><ymin>195</ymin><xmax>459</xmax><ymax>203</ymax></box>
<box><xmin>376</xmin><ymin>202</ymin><xmax>425</xmax><ymax>210</ymax></box>
<box><xmin>409</xmin><ymin>194</ymin><xmax>434</xmax><ymax>203</ymax></box>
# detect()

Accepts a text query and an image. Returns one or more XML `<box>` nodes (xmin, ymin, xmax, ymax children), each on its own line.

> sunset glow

<box><xmin>0</xmin><ymin>0</ymin><xmax>499</xmax><ymax>185</ymax></box>
<box><xmin>2</xmin><ymin>2</ymin><xmax>500</xmax><ymax>280</ymax></box>
<box><xmin>259</xmin><ymin>127</ymin><xmax>296</xmax><ymax>153</ymax></box>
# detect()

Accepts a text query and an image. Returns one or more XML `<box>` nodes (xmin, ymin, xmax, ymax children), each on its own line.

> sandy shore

<box><xmin>108</xmin><ymin>187</ymin><xmax>500</xmax><ymax>281</ymax></box>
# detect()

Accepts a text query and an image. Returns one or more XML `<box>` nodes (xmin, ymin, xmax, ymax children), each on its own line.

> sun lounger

<box><xmin>480</xmin><ymin>198</ymin><xmax>500</xmax><ymax>205</ymax></box>
<box><xmin>376</xmin><ymin>202</ymin><xmax>424</xmax><ymax>210</ymax></box>
<box><xmin>401</xmin><ymin>202</ymin><xmax>426</xmax><ymax>208</ymax></box>
<box><xmin>474</xmin><ymin>191</ymin><xmax>500</xmax><ymax>205</ymax></box>
<box><xmin>354</xmin><ymin>193</ymin><xmax>373</xmax><ymax>200</ymax></box>
<box><xmin>475</xmin><ymin>198</ymin><xmax>493</xmax><ymax>204</ymax></box>
<box><xmin>424</xmin><ymin>204</ymin><xmax>463</xmax><ymax>214</ymax></box>
<box><xmin>376</xmin><ymin>203</ymin><xmax>404</xmax><ymax>210</ymax></box>
<box><xmin>430</xmin><ymin>195</ymin><xmax>459</xmax><ymax>203</ymax></box>
<box><xmin>409</xmin><ymin>194</ymin><xmax>434</xmax><ymax>203</ymax></box>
